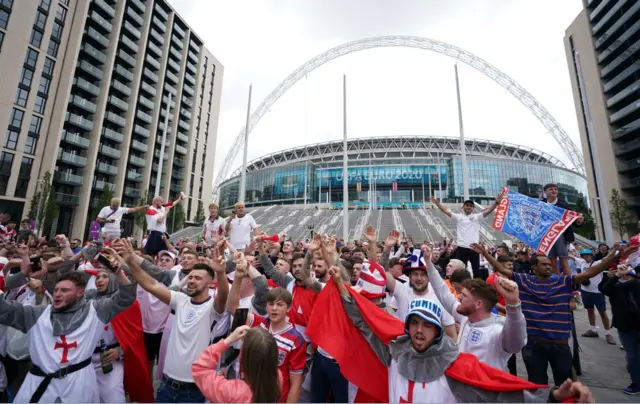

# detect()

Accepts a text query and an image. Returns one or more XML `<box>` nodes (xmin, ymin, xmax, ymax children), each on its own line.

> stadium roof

<box><xmin>230</xmin><ymin>136</ymin><xmax>571</xmax><ymax>177</ymax></box>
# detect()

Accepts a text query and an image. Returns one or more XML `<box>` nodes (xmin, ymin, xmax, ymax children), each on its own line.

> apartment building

<box><xmin>0</xmin><ymin>0</ymin><xmax>223</xmax><ymax>238</ymax></box>
<box><xmin>564</xmin><ymin>1</ymin><xmax>640</xmax><ymax>240</ymax></box>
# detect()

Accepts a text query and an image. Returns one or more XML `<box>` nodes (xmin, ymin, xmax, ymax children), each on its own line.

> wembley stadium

<box><xmin>218</xmin><ymin>136</ymin><xmax>588</xmax><ymax>211</ymax></box>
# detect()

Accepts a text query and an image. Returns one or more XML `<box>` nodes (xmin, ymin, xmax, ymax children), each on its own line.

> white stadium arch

<box><xmin>213</xmin><ymin>35</ymin><xmax>585</xmax><ymax>198</ymax></box>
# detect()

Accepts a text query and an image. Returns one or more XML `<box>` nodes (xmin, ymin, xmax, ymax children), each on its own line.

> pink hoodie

<box><xmin>192</xmin><ymin>340</ymin><xmax>282</xmax><ymax>403</ymax></box>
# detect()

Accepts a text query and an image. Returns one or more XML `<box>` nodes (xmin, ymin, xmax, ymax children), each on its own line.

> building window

<box><xmin>60</xmin><ymin>0</ymin><xmax>69</xmax><ymax>5</ymax></box>
<box><xmin>19</xmin><ymin>69</ymin><xmax>34</xmax><ymax>87</ymax></box>
<box><xmin>39</xmin><ymin>0</ymin><xmax>51</xmax><ymax>12</ymax></box>
<box><xmin>18</xmin><ymin>157</ymin><xmax>33</xmax><ymax>177</ymax></box>
<box><xmin>14</xmin><ymin>157</ymin><xmax>33</xmax><ymax>197</ymax></box>
<box><xmin>47</xmin><ymin>39</ymin><xmax>59</xmax><ymax>57</ymax></box>
<box><xmin>14</xmin><ymin>178</ymin><xmax>28</xmax><ymax>197</ymax></box>
<box><xmin>9</xmin><ymin>108</ymin><xmax>24</xmax><ymax>129</ymax></box>
<box><xmin>30</xmin><ymin>29</ymin><xmax>43</xmax><ymax>47</ymax></box>
<box><xmin>0</xmin><ymin>9</ymin><xmax>9</xmax><ymax>31</ymax></box>
<box><xmin>0</xmin><ymin>31</ymin><xmax>4</xmax><ymax>53</ymax></box>
<box><xmin>24</xmin><ymin>134</ymin><xmax>37</xmax><ymax>155</ymax></box>
<box><xmin>51</xmin><ymin>21</ymin><xmax>62</xmax><ymax>41</ymax></box>
<box><xmin>42</xmin><ymin>57</ymin><xmax>55</xmax><ymax>76</ymax></box>
<box><xmin>38</xmin><ymin>76</ymin><xmax>51</xmax><ymax>95</ymax></box>
<box><xmin>28</xmin><ymin>115</ymin><xmax>42</xmax><ymax>135</ymax></box>
<box><xmin>0</xmin><ymin>151</ymin><xmax>14</xmax><ymax>175</ymax></box>
<box><xmin>25</xmin><ymin>48</ymin><xmax>39</xmax><ymax>69</ymax></box>
<box><xmin>34</xmin><ymin>95</ymin><xmax>46</xmax><ymax>114</ymax></box>
<box><xmin>4</xmin><ymin>130</ymin><xmax>18</xmax><ymax>150</ymax></box>
<box><xmin>55</xmin><ymin>5</ymin><xmax>66</xmax><ymax>23</ymax></box>
<box><xmin>14</xmin><ymin>88</ymin><xmax>29</xmax><ymax>107</ymax></box>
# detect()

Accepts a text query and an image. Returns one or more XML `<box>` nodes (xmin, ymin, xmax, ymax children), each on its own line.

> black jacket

<box><xmin>541</xmin><ymin>198</ymin><xmax>579</xmax><ymax>243</ymax></box>
<box><xmin>599</xmin><ymin>275</ymin><xmax>640</xmax><ymax>332</ymax></box>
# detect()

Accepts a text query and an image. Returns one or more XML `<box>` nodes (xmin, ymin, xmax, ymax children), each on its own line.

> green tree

<box><xmin>167</xmin><ymin>202</ymin><xmax>186</xmax><ymax>234</ymax></box>
<box><xmin>572</xmin><ymin>196</ymin><xmax>596</xmax><ymax>240</ymax></box>
<box><xmin>194</xmin><ymin>200</ymin><xmax>205</xmax><ymax>225</ymax></box>
<box><xmin>27</xmin><ymin>171</ymin><xmax>55</xmax><ymax>236</ymax></box>
<box><xmin>609</xmin><ymin>189</ymin><xmax>631</xmax><ymax>240</ymax></box>
<box><xmin>41</xmin><ymin>181</ymin><xmax>58</xmax><ymax>238</ymax></box>
<box><xmin>134</xmin><ymin>191</ymin><xmax>152</xmax><ymax>234</ymax></box>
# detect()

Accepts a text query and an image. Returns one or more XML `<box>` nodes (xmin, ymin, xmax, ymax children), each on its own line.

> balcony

<box><xmin>188</xmin><ymin>50</ymin><xmax>198</xmax><ymax>62</ymax></box>
<box><xmin>155</xmin><ymin>4</ymin><xmax>168</xmax><ymax>20</ymax></box>
<box><xmin>97</xmin><ymin>162</ymin><xmax>118</xmax><ymax>175</ymax></box>
<box><xmin>61</xmin><ymin>130</ymin><xmax>90</xmax><ymax>149</ymax></box>
<box><xmin>82</xmin><ymin>42</ymin><xmax>106</xmax><ymax>64</ymax></box>
<box><xmin>69</xmin><ymin>95</ymin><xmax>97</xmax><ymax>114</ymax></box>
<box><xmin>165</xmin><ymin>70</ymin><xmax>178</xmax><ymax>84</ymax></box>
<box><xmin>85</xmin><ymin>27</ymin><xmax>109</xmax><ymax>49</ymax></box>
<box><xmin>134</xmin><ymin>124</ymin><xmax>150</xmax><ymax>138</ymax></box>
<box><xmin>614</xmin><ymin>137</ymin><xmax>640</xmax><ymax>156</ymax></box>
<box><xmin>183</xmin><ymin>85</ymin><xmax>194</xmax><ymax>97</ymax></box>
<box><xmin>126</xmin><ymin>7</ymin><xmax>144</xmax><ymax>26</ymax></box>
<box><xmin>175</xmin><ymin>145</ymin><xmax>187</xmax><ymax>155</ymax></box>
<box><xmin>137</xmin><ymin>109</ymin><xmax>152</xmax><ymax>124</ymax></box>
<box><xmin>56</xmin><ymin>192</ymin><xmax>80</xmax><ymax>206</ymax></box>
<box><xmin>93</xmin><ymin>179</ymin><xmax>115</xmax><ymax>191</ymax></box>
<box><xmin>125</xmin><ymin>187</ymin><xmax>141</xmax><ymax>198</ymax></box>
<box><xmin>184</xmin><ymin>73</ymin><xmax>195</xmax><ymax>86</ymax></box>
<box><xmin>182</xmin><ymin>97</ymin><xmax>193</xmax><ymax>108</ymax></box>
<box><xmin>54</xmin><ymin>171</ymin><xmax>84</xmax><ymax>186</ymax></box>
<box><xmin>165</xmin><ymin>84</ymin><xmax>176</xmax><ymax>96</ymax></box>
<box><xmin>148</xmin><ymin>41</ymin><xmax>162</xmax><ymax>58</ymax></box>
<box><xmin>102</xmin><ymin>127</ymin><xmax>123</xmax><ymax>143</ymax></box>
<box><xmin>145</xmin><ymin>54</ymin><xmax>161</xmax><ymax>70</ymax></box>
<box><xmin>138</xmin><ymin>95</ymin><xmax>154</xmax><ymax>110</ymax></box>
<box><xmin>90</xmin><ymin>10</ymin><xmax>112</xmax><ymax>32</ymax></box>
<box><xmin>154</xmin><ymin>150</ymin><xmax>168</xmax><ymax>160</ymax></box>
<box><xmin>79</xmin><ymin>61</ymin><xmax>103</xmax><ymax>80</ymax></box>
<box><xmin>106</xmin><ymin>112</ymin><xmax>126</xmax><ymax>127</ymax></box>
<box><xmin>94</xmin><ymin>0</ymin><xmax>115</xmax><ymax>18</ymax></box>
<box><xmin>139</xmin><ymin>82</ymin><xmax>156</xmax><ymax>98</ymax></box>
<box><xmin>112</xmin><ymin>79</ymin><xmax>132</xmax><ymax>97</ymax></box>
<box><xmin>143</xmin><ymin>68</ymin><xmax>159</xmax><ymax>83</ymax></box>
<box><xmin>180</xmin><ymin>108</ymin><xmax>192</xmax><ymax>120</ymax></box>
<box><xmin>118</xmin><ymin>49</ymin><xmax>136</xmax><ymax>67</ymax></box>
<box><xmin>620</xmin><ymin>177</ymin><xmax>640</xmax><ymax>190</ymax></box>
<box><xmin>127</xmin><ymin>170</ymin><xmax>143</xmax><ymax>182</ymax></box>
<box><xmin>178</xmin><ymin>120</ymin><xmax>190</xmax><ymax>132</ymax></box>
<box><xmin>108</xmin><ymin>95</ymin><xmax>128</xmax><ymax>112</ymax></box>
<box><xmin>99</xmin><ymin>144</ymin><xmax>121</xmax><ymax>159</ymax></box>
<box><xmin>131</xmin><ymin>139</ymin><xmax>148</xmax><ymax>152</ymax></box>
<box><xmin>57</xmin><ymin>150</ymin><xmax>87</xmax><ymax>167</ymax></box>
<box><xmin>168</xmin><ymin>58</ymin><xmax>180</xmax><ymax>73</ymax></box>
<box><xmin>189</xmin><ymin>39</ymin><xmax>199</xmax><ymax>51</ymax></box>
<box><xmin>65</xmin><ymin>112</ymin><xmax>93</xmax><ymax>131</ymax></box>
<box><xmin>172</xmin><ymin>34</ymin><xmax>183</xmax><ymax>49</ymax></box>
<box><xmin>174</xmin><ymin>157</ymin><xmax>185</xmax><ymax>167</ymax></box>
<box><xmin>115</xmin><ymin>64</ymin><xmax>134</xmax><ymax>82</ymax></box>
<box><xmin>121</xmin><ymin>34</ymin><xmax>139</xmax><ymax>53</ymax></box>
<box><xmin>129</xmin><ymin>155</ymin><xmax>146</xmax><ymax>167</ymax></box>
<box><xmin>618</xmin><ymin>158</ymin><xmax>640</xmax><ymax>172</ymax></box>
<box><xmin>130</xmin><ymin>0</ymin><xmax>145</xmax><ymax>13</ymax></box>
<box><xmin>170</xmin><ymin>47</ymin><xmax>182</xmax><ymax>60</ymax></box>
<box><xmin>177</xmin><ymin>132</ymin><xmax>189</xmax><ymax>143</ymax></box>
<box><xmin>150</xmin><ymin>29</ymin><xmax>164</xmax><ymax>46</ymax></box>
<box><xmin>187</xmin><ymin>62</ymin><xmax>197</xmax><ymax>74</ymax></box>
<box><xmin>170</xmin><ymin>184</ymin><xmax>182</xmax><ymax>193</ymax></box>
<box><xmin>173</xmin><ymin>24</ymin><xmax>185</xmax><ymax>38</ymax></box>
<box><xmin>153</xmin><ymin>16</ymin><xmax>166</xmax><ymax>31</ymax></box>
<box><xmin>173</xmin><ymin>171</ymin><xmax>185</xmax><ymax>180</ymax></box>
<box><xmin>73</xmin><ymin>77</ymin><xmax>100</xmax><ymax>96</ymax></box>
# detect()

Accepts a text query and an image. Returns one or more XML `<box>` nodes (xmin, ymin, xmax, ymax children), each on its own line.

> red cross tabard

<box><xmin>54</xmin><ymin>335</ymin><xmax>78</xmax><ymax>364</ymax></box>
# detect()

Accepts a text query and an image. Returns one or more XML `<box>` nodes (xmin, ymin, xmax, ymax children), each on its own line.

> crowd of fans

<box><xmin>0</xmin><ymin>194</ymin><xmax>637</xmax><ymax>403</ymax></box>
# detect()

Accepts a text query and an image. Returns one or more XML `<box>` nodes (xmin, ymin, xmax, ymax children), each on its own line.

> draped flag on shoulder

<box><xmin>492</xmin><ymin>187</ymin><xmax>582</xmax><ymax>255</ymax></box>
<box><xmin>307</xmin><ymin>280</ymin><xmax>553</xmax><ymax>403</ymax></box>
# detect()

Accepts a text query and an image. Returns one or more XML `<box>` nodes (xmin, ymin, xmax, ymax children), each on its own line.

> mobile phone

<box><xmin>96</xmin><ymin>254</ymin><xmax>115</xmax><ymax>270</ymax></box>
<box><xmin>231</xmin><ymin>308</ymin><xmax>249</xmax><ymax>332</ymax></box>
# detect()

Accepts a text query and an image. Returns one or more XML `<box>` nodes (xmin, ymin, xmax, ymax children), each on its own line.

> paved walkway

<box><xmin>515</xmin><ymin>307</ymin><xmax>636</xmax><ymax>403</ymax></box>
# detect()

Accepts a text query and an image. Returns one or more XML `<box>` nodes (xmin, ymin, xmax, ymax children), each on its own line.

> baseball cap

<box><xmin>158</xmin><ymin>250</ymin><xmax>176</xmax><ymax>261</ymax></box>
<box><xmin>404</xmin><ymin>299</ymin><xmax>444</xmax><ymax>342</ymax></box>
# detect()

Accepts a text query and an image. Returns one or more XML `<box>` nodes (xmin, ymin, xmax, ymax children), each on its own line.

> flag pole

<box><xmin>342</xmin><ymin>74</ymin><xmax>349</xmax><ymax>241</ymax></box>
<box><xmin>239</xmin><ymin>84</ymin><xmax>252</xmax><ymax>203</ymax></box>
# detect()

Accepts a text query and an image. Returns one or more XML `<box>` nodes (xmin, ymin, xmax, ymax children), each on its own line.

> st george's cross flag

<box><xmin>492</xmin><ymin>187</ymin><xmax>582</xmax><ymax>255</ymax></box>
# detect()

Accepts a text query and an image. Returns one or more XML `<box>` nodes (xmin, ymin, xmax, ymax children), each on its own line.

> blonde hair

<box><xmin>208</xmin><ymin>203</ymin><xmax>218</xmax><ymax>210</ymax></box>
<box><xmin>234</xmin><ymin>201</ymin><xmax>245</xmax><ymax>208</ymax></box>
<box><xmin>448</xmin><ymin>259</ymin><xmax>466</xmax><ymax>271</ymax></box>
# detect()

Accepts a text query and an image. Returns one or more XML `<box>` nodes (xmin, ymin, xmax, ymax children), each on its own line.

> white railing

<box><xmin>392</xmin><ymin>209</ymin><xmax>405</xmax><ymax>235</ymax></box>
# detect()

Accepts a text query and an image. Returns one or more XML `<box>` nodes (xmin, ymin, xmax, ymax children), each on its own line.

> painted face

<box><xmin>53</xmin><ymin>280</ymin><xmax>84</xmax><ymax>310</ymax></box>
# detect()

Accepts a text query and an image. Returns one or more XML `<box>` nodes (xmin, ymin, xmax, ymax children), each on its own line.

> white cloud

<box><xmin>169</xmin><ymin>0</ymin><xmax>584</xmax><ymax>183</ymax></box>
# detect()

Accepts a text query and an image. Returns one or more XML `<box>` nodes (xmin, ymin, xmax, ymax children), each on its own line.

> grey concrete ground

<box><xmin>515</xmin><ymin>307</ymin><xmax>637</xmax><ymax>403</ymax></box>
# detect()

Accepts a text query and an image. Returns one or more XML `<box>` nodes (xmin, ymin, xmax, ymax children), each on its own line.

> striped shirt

<box><xmin>513</xmin><ymin>273</ymin><xmax>574</xmax><ymax>341</ymax></box>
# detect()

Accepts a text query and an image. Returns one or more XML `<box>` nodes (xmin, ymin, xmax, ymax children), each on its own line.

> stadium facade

<box><xmin>219</xmin><ymin>136</ymin><xmax>588</xmax><ymax>210</ymax></box>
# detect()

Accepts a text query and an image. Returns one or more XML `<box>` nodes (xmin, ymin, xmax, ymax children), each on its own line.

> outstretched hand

<box><xmin>552</xmin><ymin>379</ymin><xmax>594</xmax><ymax>403</ymax></box>
<box><xmin>470</xmin><ymin>243</ymin><xmax>486</xmax><ymax>255</ymax></box>
<box><xmin>364</xmin><ymin>225</ymin><xmax>377</xmax><ymax>243</ymax></box>
<box><xmin>385</xmin><ymin>230</ymin><xmax>400</xmax><ymax>248</ymax></box>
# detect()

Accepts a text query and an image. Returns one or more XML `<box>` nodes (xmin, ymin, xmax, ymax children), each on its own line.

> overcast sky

<box><xmin>168</xmin><ymin>0</ymin><xmax>584</xmax><ymax>183</ymax></box>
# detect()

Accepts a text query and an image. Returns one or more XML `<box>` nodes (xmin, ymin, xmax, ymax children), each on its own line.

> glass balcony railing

<box><xmin>56</xmin><ymin>192</ymin><xmax>80</xmax><ymax>206</ymax></box>
<box><xmin>73</xmin><ymin>77</ymin><xmax>100</xmax><ymax>96</ymax></box>
<box><xmin>173</xmin><ymin>24</ymin><xmax>185</xmax><ymax>38</ymax></box>
<box><xmin>144</xmin><ymin>68</ymin><xmax>159</xmax><ymax>83</ymax></box>
<box><xmin>177</xmin><ymin>132</ymin><xmax>189</xmax><ymax>143</ymax></box>
<box><xmin>620</xmin><ymin>177</ymin><xmax>640</xmax><ymax>189</ymax></box>
<box><xmin>187</xmin><ymin>62</ymin><xmax>197</xmax><ymax>74</ymax></box>
<box><xmin>90</xmin><ymin>10</ymin><xmax>112</xmax><ymax>32</ymax></box>
<box><xmin>154</xmin><ymin>150</ymin><xmax>168</xmax><ymax>160</ymax></box>
<box><xmin>121</xmin><ymin>34</ymin><xmax>139</xmax><ymax>53</ymax></box>
<box><xmin>148</xmin><ymin>41</ymin><xmax>162</xmax><ymax>58</ymax></box>
<box><xmin>172</xmin><ymin>34</ymin><xmax>183</xmax><ymax>49</ymax></box>
<box><xmin>99</xmin><ymin>144</ymin><xmax>121</xmax><ymax>159</ymax></box>
<box><xmin>168</xmin><ymin>58</ymin><xmax>180</xmax><ymax>73</ymax></box>
<box><xmin>102</xmin><ymin>127</ymin><xmax>123</xmax><ymax>143</ymax></box>
<box><xmin>127</xmin><ymin>170</ymin><xmax>143</xmax><ymax>182</ymax></box>
<box><xmin>170</xmin><ymin>184</ymin><xmax>182</xmax><ymax>193</ymax></box>
<box><xmin>134</xmin><ymin>124</ymin><xmax>150</xmax><ymax>138</ymax></box>
<box><xmin>138</xmin><ymin>95</ymin><xmax>154</xmax><ymax>110</ymax></box>
<box><xmin>165</xmin><ymin>70</ymin><xmax>178</xmax><ymax>84</ymax></box>
<box><xmin>69</xmin><ymin>95</ymin><xmax>97</xmax><ymax>113</ymax></box>
<box><xmin>165</xmin><ymin>84</ymin><xmax>176</xmax><ymax>96</ymax></box>
<box><xmin>97</xmin><ymin>162</ymin><xmax>118</xmax><ymax>175</ymax></box>
<box><xmin>137</xmin><ymin>109</ymin><xmax>152</xmax><ymax>124</ymax></box>
<box><xmin>155</xmin><ymin>5</ymin><xmax>168</xmax><ymax>20</ymax></box>
<box><xmin>150</xmin><ymin>29</ymin><xmax>164</xmax><ymax>45</ymax></box>
<box><xmin>118</xmin><ymin>49</ymin><xmax>136</xmax><ymax>67</ymax></box>
<box><xmin>129</xmin><ymin>155</ymin><xmax>146</xmax><ymax>166</ymax></box>
<box><xmin>182</xmin><ymin>97</ymin><xmax>193</xmax><ymax>108</ymax></box>
<box><xmin>61</xmin><ymin>130</ymin><xmax>90</xmax><ymax>148</ymax></box>
<box><xmin>81</xmin><ymin>42</ymin><xmax>107</xmax><ymax>63</ymax></box>
<box><xmin>141</xmin><ymin>81</ymin><xmax>157</xmax><ymax>97</ymax></box>
<box><xmin>109</xmin><ymin>95</ymin><xmax>128</xmax><ymax>112</ymax></box>
<box><xmin>85</xmin><ymin>27</ymin><xmax>109</xmax><ymax>49</ymax></box>
<box><xmin>153</xmin><ymin>15</ymin><xmax>166</xmax><ymax>31</ymax></box>
<box><xmin>170</xmin><ymin>47</ymin><xmax>182</xmax><ymax>60</ymax></box>
<box><xmin>131</xmin><ymin>140</ymin><xmax>148</xmax><ymax>152</ymax></box>
<box><xmin>146</xmin><ymin>54</ymin><xmax>161</xmax><ymax>70</ymax></box>
<box><xmin>94</xmin><ymin>0</ymin><xmax>115</xmax><ymax>18</ymax></box>
<box><xmin>79</xmin><ymin>60</ymin><xmax>104</xmax><ymax>80</ymax></box>
<box><xmin>54</xmin><ymin>171</ymin><xmax>84</xmax><ymax>186</ymax></box>
<box><xmin>173</xmin><ymin>157</ymin><xmax>185</xmax><ymax>167</ymax></box>
<box><xmin>173</xmin><ymin>171</ymin><xmax>184</xmax><ymax>180</ymax></box>
<box><xmin>112</xmin><ymin>79</ymin><xmax>132</xmax><ymax>97</ymax></box>
<box><xmin>93</xmin><ymin>179</ymin><xmax>115</xmax><ymax>191</ymax></box>
<box><xmin>65</xmin><ymin>112</ymin><xmax>94</xmax><ymax>131</ymax></box>
<box><xmin>125</xmin><ymin>187</ymin><xmax>141</xmax><ymax>198</ymax></box>
<box><xmin>106</xmin><ymin>112</ymin><xmax>126</xmax><ymax>127</ymax></box>
<box><xmin>130</xmin><ymin>0</ymin><xmax>145</xmax><ymax>13</ymax></box>
<box><xmin>57</xmin><ymin>150</ymin><xmax>87</xmax><ymax>167</ymax></box>
<box><xmin>188</xmin><ymin>50</ymin><xmax>198</xmax><ymax>62</ymax></box>
<box><xmin>183</xmin><ymin>85</ymin><xmax>194</xmax><ymax>97</ymax></box>
<box><xmin>175</xmin><ymin>145</ymin><xmax>187</xmax><ymax>155</ymax></box>
<box><xmin>184</xmin><ymin>73</ymin><xmax>196</xmax><ymax>86</ymax></box>
<box><xmin>180</xmin><ymin>108</ymin><xmax>192</xmax><ymax>120</ymax></box>
<box><xmin>115</xmin><ymin>64</ymin><xmax>134</xmax><ymax>82</ymax></box>
<box><xmin>178</xmin><ymin>120</ymin><xmax>190</xmax><ymax>131</ymax></box>
<box><xmin>126</xmin><ymin>7</ymin><xmax>143</xmax><ymax>26</ymax></box>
